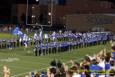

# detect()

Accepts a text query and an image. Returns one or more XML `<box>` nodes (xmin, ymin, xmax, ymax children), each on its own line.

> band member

<box><xmin>34</xmin><ymin>32</ymin><xmax>39</xmax><ymax>45</ymax></box>
<box><xmin>39</xmin><ymin>29</ymin><xmax>43</xmax><ymax>44</ymax></box>
<box><xmin>44</xmin><ymin>33</ymin><xmax>49</xmax><ymax>43</ymax></box>
<box><xmin>52</xmin><ymin>31</ymin><xmax>56</xmax><ymax>42</ymax></box>
<box><xmin>23</xmin><ymin>34</ymin><xmax>28</xmax><ymax>49</ymax></box>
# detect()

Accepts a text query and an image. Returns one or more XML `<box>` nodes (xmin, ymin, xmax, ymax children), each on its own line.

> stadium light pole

<box><xmin>26</xmin><ymin>0</ymin><xmax>40</xmax><ymax>25</ymax></box>
<box><xmin>50</xmin><ymin>0</ymin><xmax>53</xmax><ymax>26</ymax></box>
<box><xmin>26</xmin><ymin>0</ymin><xmax>29</xmax><ymax>25</ymax></box>
<box><xmin>35</xmin><ymin>0</ymin><xmax>43</xmax><ymax>30</ymax></box>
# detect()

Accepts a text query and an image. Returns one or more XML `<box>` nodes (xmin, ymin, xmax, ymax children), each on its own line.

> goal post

<box><xmin>26</xmin><ymin>0</ymin><xmax>53</xmax><ymax>27</ymax></box>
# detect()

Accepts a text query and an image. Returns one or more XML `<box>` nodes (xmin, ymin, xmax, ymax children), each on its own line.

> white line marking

<box><xmin>11</xmin><ymin>67</ymin><xmax>47</xmax><ymax>77</ymax></box>
<box><xmin>11</xmin><ymin>58</ymin><xmax>82</xmax><ymax>77</ymax></box>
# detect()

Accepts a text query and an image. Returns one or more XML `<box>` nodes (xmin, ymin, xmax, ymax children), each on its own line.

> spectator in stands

<box><xmin>89</xmin><ymin>59</ymin><xmax>103</xmax><ymax>77</ymax></box>
<box><xmin>111</xmin><ymin>45</ymin><xmax>115</xmax><ymax>61</ymax></box>
<box><xmin>66</xmin><ymin>70</ymin><xmax>72</xmax><ymax>77</ymax></box>
<box><xmin>3</xmin><ymin>65</ymin><xmax>10</xmax><ymax>77</ymax></box>
<box><xmin>34</xmin><ymin>72</ymin><xmax>40</xmax><ymax>77</ymax></box>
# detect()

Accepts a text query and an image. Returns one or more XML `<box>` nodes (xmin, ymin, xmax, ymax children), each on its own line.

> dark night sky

<box><xmin>0</xmin><ymin>0</ymin><xmax>26</xmax><ymax>20</ymax></box>
<box><xmin>0</xmin><ymin>0</ymin><xmax>42</xmax><ymax>19</ymax></box>
<box><xmin>0</xmin><ymin>0</ymin><xmax>115</xmax><ymax>20</ymax></box>
<box><xmin>0</xmin><ymin>0</ymin><xmax>14</xmax><ymax>19</ymax></box>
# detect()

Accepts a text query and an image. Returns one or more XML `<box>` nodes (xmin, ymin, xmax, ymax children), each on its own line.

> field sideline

<box><xmin>0</xmin><ymin>33</ymin><xmax>14</xmax><ymax>40</ymax></box>
<box><xmin>0</xmin><ymin>43</ymin><xmax>111</xmax><ymax>77</ymax></box>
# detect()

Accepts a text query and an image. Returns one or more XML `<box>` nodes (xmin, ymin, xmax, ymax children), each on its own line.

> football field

<box><xmin>0</xmin><ymin>43</ymin><xmax>111</xmax><ymax>77</ymax></box>
<box><xmin>0</xmin><ymin>33</ymin><xmax>14</xmax><ymax>40</ymax></box>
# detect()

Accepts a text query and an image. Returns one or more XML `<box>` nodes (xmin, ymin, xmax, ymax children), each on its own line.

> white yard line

<box><xmin>11</xmin><ymin>67</ymin><xmax>47</xmax><ymax>77</ymax></box>
<box><xmin>11</xmin><ymin>58</ymin><xmax>82</xmax><ymax>77</ymax></box>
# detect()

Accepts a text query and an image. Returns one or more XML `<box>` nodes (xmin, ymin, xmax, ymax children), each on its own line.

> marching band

<box><xmin>0</xmin><ymin>30</ymin><xmax>113</xmax><ymax>56</ymax></box>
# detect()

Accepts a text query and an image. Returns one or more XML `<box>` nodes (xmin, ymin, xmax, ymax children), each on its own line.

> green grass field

<box><xmin>0</xmin><ymin>43</ymin><xmax>111</xmax><ymax>77</ymax></box>
<box><xmin>0</xmin><ymin>33</ymin><xmax>14</xmax><ymax>40</ymax></box>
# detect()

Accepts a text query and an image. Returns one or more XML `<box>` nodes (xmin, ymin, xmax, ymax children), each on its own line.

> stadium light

<box><xmin>48</xmin><ymin>21</ymin><xmax>51</xmax><ymax>24</ymax></box>
<box><xmin>48</xmin><ymin>12</ymin><xmax>51</xmax><ymax>16</ymax></box>
<box><xmin>32</xmin><ymin>15</ymin><xmax>36</xmax><ymax>18</ymax></box>
<box><xmin>32</xmin><ymin>6</ymin><xmax>35</xmax><ymax>9</ymax></box>
<box><xmin>36</xmin><ymin>0</ymin><xmax>39</xmax><ymax>2</ymax></box>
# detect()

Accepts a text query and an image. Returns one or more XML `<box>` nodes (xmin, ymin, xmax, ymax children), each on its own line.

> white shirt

<box><xmin>52</xmin><ymin>32</ymin><xmax>56</xmax><ymax>40</ymax></box>
<box><xmin>39</xmin><ymin>31</ymin><xmax>43</xmax><ymax>38</ymax></box>
<box><xmin>99</xmin><ymin>75</ymin><xmax>106</xmax><ymax>77</ymax></box>
<box><xmin>44</xmin><ymin>34</ymin><xmax>48</xmax><ymax>39</ymax></box>
<box><xmin>34</xmin><ymin>33</ymin><xmax>38</xmax><ymax>40</ymax></box>
<box><xmin>19</xmin><ymin>38</ymin><xmax>22</xmax><ymax>42</ymax></box>
<box><xmin>39</xmin><ymin>31</ymin><xmax>43</xmax><ymax>40</ymax></box>
<box><xmin>98</xmin><ymin>60</ymin><xmax>105</xmax><ymax>70</ymax></box>
<box><xmin>52</xmin><ymin>32</ymin><xmax>56</xmax><ymax>37</ymax></box>
<box><xmin>72</xmin><ymin>73</ymin><xmax>81</xmax><ymax>77</ymax></box>
<box><xmin>23</xmin><ymin>34</ymin><xmax>27</xmax><ymax>41</ymax></box>
<box><xmin>18</xmin><ymin>31</ymin><xmax>23</xmax><ymax>35</ymax></box>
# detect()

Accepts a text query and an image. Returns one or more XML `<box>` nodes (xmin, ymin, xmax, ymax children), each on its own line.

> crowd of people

<box><xmin>0</xmin><ymin>24</ymin><xmax>16</xmax><ymax>33</ymax></box>
<box><xmin>2</xmin><ymin>41</ymin><xmax>115</xmax><ymax>77</ymax></box>
<box><xmin>1</xmin><ymin>26</ymin><xmax>115</xmax><ymax>77</ymax></box>
<box><xmin>33</xmin><ymin>31</ymin><xmax>111</xmax><ymax>56</ymax></box>
<box><xmin>22</xmin><ymin>41</ymin><xmax>115</xmax><ymax>77</ymax></box>
<box><xmin>0</xmin><ymin>28</ymin><xmax>113</xmax><ymax>55</ymax></box>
